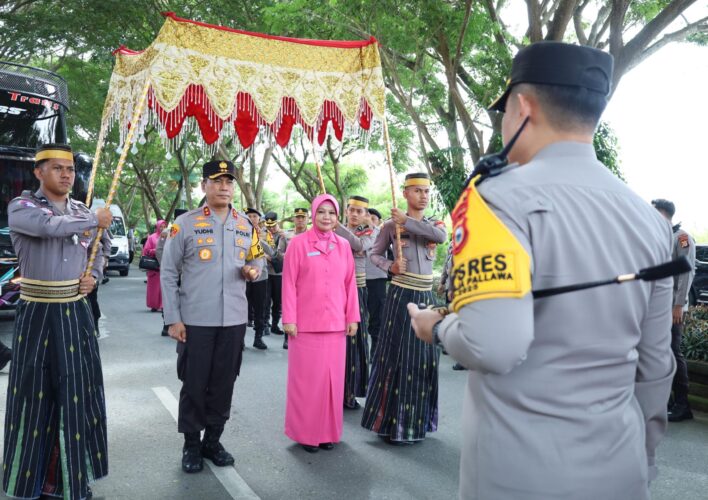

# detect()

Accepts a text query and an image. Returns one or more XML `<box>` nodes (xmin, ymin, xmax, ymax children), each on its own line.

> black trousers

<box><xmin>246</xmin><ymin>280</ymin><xmax>268</xmax><ymax>335</ymax></box>
<box><xmin>670</xmin><ymin>321</ymin><xmax>690</xmax><ymax>406</ymax></box>
<box><xmin>268</xmin><ymin>275</ymin><xmax>282</xmax><ymax>329</ymax></box>
<box><xmin>366</xmin><ymin>278</ymin><xmax>388</xmax><ymax>355</ymax></box>
<box><xmin>177</xmin><ymin>324</ymin><xmax>246</xmax><ymax>433</ymax></box>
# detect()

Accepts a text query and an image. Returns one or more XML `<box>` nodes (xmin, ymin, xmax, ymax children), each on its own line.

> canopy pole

<box><xmin>85</xmin><ymin>121</ymin><xmax>108</xmax><ymax>208</ymax></box>
<box><xmin>382</xmin><ymin>119</ymin><xmax>403</xmax><ymax>261</ymax></box>
<box><xmin>84</xmin><ymin>78</ymin><xmax>151</xmax><ymax>278</ymax></box>
<box><xmin>309</xmin><ymin>138</ymin><xmax>326</xmax><ymax>194</ymax></box>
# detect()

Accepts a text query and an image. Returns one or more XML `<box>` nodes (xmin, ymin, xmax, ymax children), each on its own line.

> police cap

<box><xmin>368</xmin><ymin>208</ymin><xmax>382</xmax><ymax>220</ymax></box>
<box><xmin>293</xmin><ymin>207</ymin><xmax>308</xmax><ymax>217</ymax></box>
<box><xmin>203</xmin><ymin>160</ymin><xmax>236</xmax><ymax>180</ymax></box>
<box><xmin>245</xmin><ymin>207</ymin><xmax>262</xmax><ymax>217</ymax></box>
<box><xmin>264</xmin><ymin>211</ymin><xmax>278</xmax><ymax>226</ymax></box>
<box><xmin>489</xmin><ymin>42</ymin><xmax>614</xmax><ymax>112</ymax></box>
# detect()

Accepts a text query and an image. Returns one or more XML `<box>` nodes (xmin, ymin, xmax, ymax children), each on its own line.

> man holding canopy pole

<box><xmin>3</xmin><ymin>143</ymin><xmax>112</xmax><ymax>500</ymax></box>
<box><xmin>408</xmin><ymin>42</ymin><xmax>675</xmax><ymax>499</ymax></box>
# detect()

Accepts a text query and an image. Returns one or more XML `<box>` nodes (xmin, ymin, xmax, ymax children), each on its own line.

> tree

<box><xmin>264</xmin><ymin>0</ymin><xmax>707</xmax><ymax>210</ymax></box>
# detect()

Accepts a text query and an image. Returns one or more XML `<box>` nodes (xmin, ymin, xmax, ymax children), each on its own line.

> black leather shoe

<box><xmin>452</xmin><ymin>363</ymin><xmax>467</xmax><ymax>371</ymax></box>
<box><xmin>301</xmin><ymin>444</ymin><xmax>319</xmax><ymax>453</ymax></box>
<box><xmin>0</xmin><ymin>348</ymin><xmax>12</xmax><ymax>371</ymax></box>
<box><xmin>253</xmin><ymin>337</ymin><xmax>268</xmax><ymax>350</ymax></box>
<box><xmin>182</xmin><ymin>446</ymin><xmax>204</xmax><ymax>473</ymax></box>
<box><xmin>382</xmin><ymin>436</ymin><xmax>415</xmax><ymax>446</ymax></box>
<box><xmin>344</xmin><ymin>399</ymin><xmax>361</xmax><ymax>409</ymax></box>
<box><xmin>318</xmin><ymin>442</ymin><xmax>334</xmax><ymax>450</ymax></box>
<box><xmin>201</xmin><ymin>441</ymin><xmax>235</xmax><ymax>466</ymax></box>
<box><xmin>272</xmin><ymin>327</ymin><xmax>285</xmax><ymax>335</ymax></box>
<box><xmin>668</xmin><ymin>405</ymin><xmax>694</xmax><ymax>422</ymax></box>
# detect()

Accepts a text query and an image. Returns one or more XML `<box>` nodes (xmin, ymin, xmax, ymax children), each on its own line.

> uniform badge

<box><xmin>193</xmin><ymin>222</ymin><xmax>212</xmax><ymax>228</ymax></box>
<box><xmin>239</xmin><ymin>250</ymin><xmax>245</xmax><ymax>260</ymax></box>
<box><xmin>203</xmin><ymin>206</ymin><xmax>211</xmax><ymax>217</ymax></box>
<box><xmin>197</xmin><ymin>238</ymin><xmax>204</xmax><ymax>245</ymax></box>
<box><xmin>206</xmin><ymin>237</ymin><xmax>214</xmax><ymax>244</ymax></box>
<box><xmin>236</xmin><ymin>238</ymin><xmax>244</xmax><ymax>246</ymax></box>
<box><xmin>20</xmin><ymin>200</ymin><xmax>37</xmax><ymax>208</ymax></box>
<box><xmin>198</xmin><ymin>248</ymin><xmax>212</xmax><ymax>261</ymax></box>
<box><xmin>195</xmin><ymin>216</ymin><xmax>207</xmax><ymax>221</ymax></box>
<box><xmin>678</xmin><ymin>234</ymin><xmax>689</xmax><ymax>249</ymax></box>
<box><xmin>170</xmin><ymin>224</ymin><xmax>181</xmax><ymax>238</ymax></box>
<box><xmin>83</xmin><ymin>231</ymin><xmax>91</xmax><ymax>237</ymax></box>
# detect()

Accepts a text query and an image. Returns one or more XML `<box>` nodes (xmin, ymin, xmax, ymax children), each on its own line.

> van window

<box><xmin>110</xmin><ymin>216</ymin><xmax>126</xmax><ymax>236</ymax></box>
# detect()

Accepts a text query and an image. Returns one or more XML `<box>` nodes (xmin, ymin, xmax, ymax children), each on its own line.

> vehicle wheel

<box><xmin>120</xmin><ymin>268</ymin><xmax>129</xmax><ymax>277</ymax></box>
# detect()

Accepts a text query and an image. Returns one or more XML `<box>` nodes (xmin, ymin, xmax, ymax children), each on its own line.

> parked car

<box><xmin>690</xmin><ymin>244</ymin><xmax>708</xmax><ymax>306</ymax></box>
<box><xmin>92</xmin><ymin>199</ymin><xmax>130</xmax><ymax>276</ymax></box>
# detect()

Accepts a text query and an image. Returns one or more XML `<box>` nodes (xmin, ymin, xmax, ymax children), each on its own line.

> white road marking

<box><xmin>151</xmin><ymin>386</ymin><xmax>260</xmax><ymax>500</ymax></box>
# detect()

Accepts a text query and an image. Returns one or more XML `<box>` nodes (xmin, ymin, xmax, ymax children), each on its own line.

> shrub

<box><xmin>682</xmin><ymin>305</ymin><xmax>708</xmax><ymax>362</ymax></box>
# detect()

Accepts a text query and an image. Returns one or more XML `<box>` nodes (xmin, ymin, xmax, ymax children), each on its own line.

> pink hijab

<box><xmin>311</xmin><ymin>194</ymin><xmax>339</xmax><ymax>254</ymax></box>
<box><xmin>155</xmin><ymin>220</ymin><xmax>167</xmax><ymax>234</ymax></box>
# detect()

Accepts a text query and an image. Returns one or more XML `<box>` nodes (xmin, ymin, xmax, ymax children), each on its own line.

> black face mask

<box><xmin>462</xmin><ymin>116</ymin><xmax>529</xmax><ymax>189</ymax></box>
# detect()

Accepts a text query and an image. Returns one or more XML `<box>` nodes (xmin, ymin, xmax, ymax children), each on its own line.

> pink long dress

<box><xmin>143</xmin><ymin>228</ymin><xmax>163</xmax><ymax>310</ymax></box>
<box><xmin>282</xmin><ymin>220</ymin><xmax>359</xmax><ymax>447</ymax></box>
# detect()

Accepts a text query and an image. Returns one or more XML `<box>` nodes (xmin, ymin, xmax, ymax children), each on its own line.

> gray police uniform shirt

<box><xmin>335</xmin><ymin>224</ymin><xmax>375</xmax><ymax>278</ymax></box>
<box><xmin>8</xmin><ymin>189</ymin><xmax>104</xmax><ymax>281</ymax></box>
<box><xmin>671</xmin><ymin>226</ymin><xmax>695</xmax><ymax>311</ymax></box>
<box><xmin>370</xmin><ymin>217</ymin><xmax>446</xmax><ymax>275</ymax></box>
<box><xmin>266</xmin><ymin>231</ymin><xmax>287</xmax><ymax>276</ymax></box>
<box><xmin>365</xmin><ymin>225</ymin><xmax>388</xmax><ymax>280</ymax></box>
<box><xmin>439</xmin><ymin>142</ymin><xmax>675</xmax><ymax>500</ymax></box>
<box><xmin>255</xmin><ymin>237</ymin><xmax>272</xmax><ymax>283</ymax></box>
<box><xmin>161</xmin><ymin>205</ymin><xmax>262</xmax><ymax>327</ymax></box>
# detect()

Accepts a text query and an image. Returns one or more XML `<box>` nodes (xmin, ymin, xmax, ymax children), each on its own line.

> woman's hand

<box><xmin>346</xmin><ymin>323</ymin><xmax>358</xmax><ymax>337</ymax></box>
<box><xmin>284</xmin><ymin>323</ymin><xmax>298</xmax><ymax>337</ymax></box>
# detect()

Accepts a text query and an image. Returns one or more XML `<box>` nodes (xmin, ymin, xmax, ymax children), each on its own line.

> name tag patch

<box><xmin>307</xmin><ymin>251</ymin><xmax>321</xmax><ymax>257</ymax></box>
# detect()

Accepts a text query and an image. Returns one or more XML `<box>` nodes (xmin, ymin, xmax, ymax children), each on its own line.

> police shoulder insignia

<box><xmin>434</xmin><ymin>220</ymin><xmax>446</xmax><ymax>228</ymax></box>
<box><xmin>202</xmin><ymin>206</ymin><xmax>211</xmax><ymax>216</ymax></box>
<box><xmin>232</xmin><ymin>208</ymin><xmax>239</xmax><ymax>219</ymax></box>
<box><xmin>678</xmin><ymin>233</ymin><xmax>689</xmax><ymax>248</ymax></box>
<box><xmin>170</xmin><ymin>224</ymin><xmax>181</xmax><ymax>238</ymax></box>
<box><xmin>450</xmin><ymin>183</ymin><xmax>531</xmax><ymax>312</ymax></box>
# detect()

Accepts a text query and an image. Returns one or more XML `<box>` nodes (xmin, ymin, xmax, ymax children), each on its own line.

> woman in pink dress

<box><xmin>143</xmin><ymin>220</ymin><xmax>166</xmax><ymax>311</ymax></box>
<box><xmin>282</xmin><ymin>194</ymin><xmax>360</xmax><ymax>453</ymax></box>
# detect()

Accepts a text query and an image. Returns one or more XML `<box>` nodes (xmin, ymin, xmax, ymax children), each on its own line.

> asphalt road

<box><xmin>0</xmin><ymin>264</ymin><xmax>706</xmax><ymax>500</ymax></box>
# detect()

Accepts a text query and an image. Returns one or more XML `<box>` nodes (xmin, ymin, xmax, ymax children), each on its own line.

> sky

<box><xmin>603</xmin><ymin>43</ymin><xmax>708</xmax><ymax>238</ymax></box>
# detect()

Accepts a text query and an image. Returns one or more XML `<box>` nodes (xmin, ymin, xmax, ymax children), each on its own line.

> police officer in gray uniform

<box><xmin>245</xmin><ymin>207</ymin><xmax>270</xmax><ymax>350</ymax></box>
<box><xmin>365</xmin><ymin>207</ymin><xmax>389</xmax><ymax>356</ymax></box>
<box><xmin>161</xmin><ymin>160</ymin><xmax>263</xmax><ymax>473</ymax></box>
<box><xmin>409</xmin><ymin>42</ymin><xmax>675</xmax><ymax>499</ymax></box>
<box><xmin>652</xmin><ymin>198</ymin><xmax>696</xmax><ymax>422</ymax></box>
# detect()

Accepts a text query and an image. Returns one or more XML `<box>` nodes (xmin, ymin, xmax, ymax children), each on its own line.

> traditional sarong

<box><xmin>3</xmin><ymin>280</ymin><xmax>108</xmax><ymax>500</ymax></box>
<box><xmin>361</xmin><ymin>279</ymin><xmax>440</xmax><ymax>441</ymax></box>
<box><xmin>285</xmin><ymin>332</ymin><xmax>346</xmax><ymax>446</ymax></box>
<box><xmin>344</xmin><ymin>284</ymin><xmax>369</xmax><ymax>408</ymax></box>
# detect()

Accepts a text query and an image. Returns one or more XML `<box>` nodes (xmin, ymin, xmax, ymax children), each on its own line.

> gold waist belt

<box><xmin>20</xmin><ymin>278</ymin><xmax>82</xmax><ymax>303</ymax></box>
<box><xmin>356</xmin><ymin>273</ymin><xmax>366</xmax><ymax>288</ymax></box>
<box><xmin>391</xmin><ymin>272</ymin><xmax>433</xmax><ymax>291</ymax></box>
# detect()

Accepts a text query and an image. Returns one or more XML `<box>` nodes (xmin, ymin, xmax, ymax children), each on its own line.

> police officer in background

<box><xmin>285</xmin><ymin>207</ymin><xmax>309</xmax><ymax>242</ymax></box>
<box><xmin>409</xmin><ymin>42</ymin><xmax>675</xmax><ymax>499</ymax></box>
<box><xmin>245</xmin><ymin>207</ymin><xmax>270</xmax><ymax>350</ymax></box>
<box><xmin>652</xmin><ymin>198</ymin><xmax>696</xmax><ymax>422</ymax></box>
<box><xmin>161</xmin><ymin>160</ymin><xmax>263</xmax><ymax>473</ymax></box>
<box><xmin>365</xmin><ymin>207</ymin><xmax>388</xmax><ymax>355</ymax></box>
<box><xmin>263</xmin><ymin>211</ymin><xmax>287</xmax><ymax>342</ymax></box>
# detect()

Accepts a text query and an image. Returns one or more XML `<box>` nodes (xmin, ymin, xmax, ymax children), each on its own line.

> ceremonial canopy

<box><xmin>103</xmin><ymin>12</ymin><xmax>385</xmax><ymax>151</ymax></box>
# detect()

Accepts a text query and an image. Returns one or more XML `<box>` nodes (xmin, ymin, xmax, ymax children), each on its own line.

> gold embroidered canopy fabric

<box><xmin>103</xmin><ymin>12</ymin><xmax>385</xmax><ymax>150</ymax></box>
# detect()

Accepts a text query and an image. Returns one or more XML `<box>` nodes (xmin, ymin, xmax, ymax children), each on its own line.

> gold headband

<box><xmin>348</xmin><ymin>198</ymin><xmax>369</xmax><ymax>208</ymax></box>
<box><xmin>35</xmin><ymin>150</ymin><xmax>74</xmax><ymax>162</ymax></box>
<box><xmin>404</xmin><ymin>178</ymin><xmax>431</xmax><ymax>188</ymax></box>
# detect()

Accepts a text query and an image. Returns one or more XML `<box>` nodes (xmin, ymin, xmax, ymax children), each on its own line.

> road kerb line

<box><xmin>151</xmin><ymin>386</ymin><xmax>260</xmax><ymax>500</ymax></box>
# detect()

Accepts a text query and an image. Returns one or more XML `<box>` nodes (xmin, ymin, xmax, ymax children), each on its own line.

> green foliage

<box><xmin>594</xmin><ymin>122</ymin><xmax>625</xmax><ymax>181</ymax></box>
<box><xmin>683</xmin><ymin>306</ymin><xmax>708</xmax><ymax>362</ymax></box>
